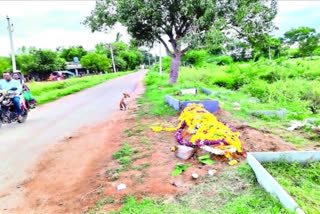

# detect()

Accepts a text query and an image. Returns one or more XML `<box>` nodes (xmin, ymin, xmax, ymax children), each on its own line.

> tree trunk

<box><xmin>169</xmin><ymin>52</ymin><xmax>182</xmax><ymax>85</ymax></box>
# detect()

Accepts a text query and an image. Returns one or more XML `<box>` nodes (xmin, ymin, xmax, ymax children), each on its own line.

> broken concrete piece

<box><xmin>180</xmin><ymin>88</ymin><xmax>197</xmax><ymax>95</ymax></box>
<box><xmin>191</xmin><ymin>172</ymin><xmax>199</xmax><ymax>179</ymax></box>
<box><xmin>172</xmin><ymin>179</ymin><xmax>184</xmax><ymax>187</ymax></box>
<box><xmin>233</xmin><ymin>102</ymin><xmax>240</xmax><ymax>107</ymax></box>
<box><xmin>287</xmin><ymin>120</ymin><xmax>305</xmax><ymax>131</ymax></box>
<box><xmin>201</xmin><ymin>145</ymin><xmax>236</xmax><ymax>155</ymax></box>
<box><xmin>117</xmin><ymin>183</ymin><xmax>127</xmax><ymax>191</ymax></box>
<box><xmin>180</xmin><ymin>100</ymin><xmax>220</xmax><ymax>113</ymax></box>
<box><xmin>175</xmin><ymin>145</ymin><xmax>195</xmax><ymax>160</ymax></box>
<box><xmin>305</xmin><ymin>118</ymin><xmax>318</xmax><ymax>125</ymax></box>
<box><xmin>208</xmin><ymin>169</ymin><xmax>217</xmax><ymax>176</ymax></box>
<box><xmin>248</xmin><ymin>97</ymin><xmax>261</xmax><ymax>103</ymax></box>
<box><xmin>251</xmin><ymin>108</ymin><xmax>287</xmax><ymax>118</ymax></box>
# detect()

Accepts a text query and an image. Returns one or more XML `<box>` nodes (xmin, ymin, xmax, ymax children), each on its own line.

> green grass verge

<box><xmin>28</xmin><ymin>71</ymin><xmax>134</xmax><ymax>105</ymax></box>
<box><xmin>263</xmin><ymin>161</ymin><xmax>320</xmax><ymax>214</ymax></box>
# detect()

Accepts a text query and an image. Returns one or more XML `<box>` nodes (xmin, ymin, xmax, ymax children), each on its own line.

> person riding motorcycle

<box><xmin>0</xmin><ymin>72</ymin><xmax>23</xmax><ymax>120</ymax></box>
<box><xmin>12</xmin><ymin>72</ymin><xmax>37</xmax><ymax>109</ymax></box>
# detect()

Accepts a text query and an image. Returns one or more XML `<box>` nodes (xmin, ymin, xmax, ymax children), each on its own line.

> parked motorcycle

<box><xmin>0</xmin><ymin>87</ymin><xmax>28</xmax><ymax>128</ymax></box>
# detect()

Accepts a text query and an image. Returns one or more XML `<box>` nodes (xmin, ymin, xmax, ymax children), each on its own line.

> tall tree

<box><xmin>28</xmin><ymin>49</ymin><xmax>66</xmax><ymax>75</ymax></box>
<box><xmin>80</xmin><ymin>53</ymin><xmax>111</xmax><ymax>72</ymax></box>
<box><xmin>16</xmin><ymin>54</ymin><xmax>35</xmax><ymax>74</ymax></box>
<box><xmin>250</xmin><ymin>34</ymin><xmax>281</xmax><ymax>59</ymax></box>
<box><xmin>85</xmin><ymin>0</ymin><xmax>277</xmax><ymax>84</ymax></box>
<box><xmin>283</xmin><ymin>27</ymin><xmax>320</xmax><ymax>57</ymax></box>
<box><xmin>59</xmin><ymin>46</ymin><xmax>88</xmax><ymax>62</ymax></box>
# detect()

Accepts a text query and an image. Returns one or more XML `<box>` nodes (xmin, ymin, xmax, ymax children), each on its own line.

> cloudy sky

<box><xmin>0</xmin><ymin>0</ymin><xmax>319</xmax><ymax>57</ymax></box>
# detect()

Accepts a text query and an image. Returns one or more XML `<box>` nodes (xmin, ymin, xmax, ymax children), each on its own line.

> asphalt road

<box><xmin>0</xmin><ymin>71</ymin><xmax>145</xmax><ymax>196</ymax></box>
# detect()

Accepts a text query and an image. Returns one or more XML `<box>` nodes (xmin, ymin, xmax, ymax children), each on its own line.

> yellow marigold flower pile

<box><xmin>152</xmin><ymin>103</ymin><xmax>242</xmax><ymax>153</ymax></box>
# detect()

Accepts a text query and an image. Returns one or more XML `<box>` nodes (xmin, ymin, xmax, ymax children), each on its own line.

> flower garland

<box><xmin>152</xmin><ymin>103</ymin><xmax>242</xmax><ymax>153</ymax></box>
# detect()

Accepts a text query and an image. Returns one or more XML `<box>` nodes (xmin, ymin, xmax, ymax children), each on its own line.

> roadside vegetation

<box><xmin>0</xmin><ymin>42</ymin><xmax>155</xmax><ymax>80</ymax></box>
<box><xmin>139</xmin><ymin>55</ymin><xmax>320</xmax><ymax>147</ymax></box>
<box><xmin>111</xmin><ymin>51</ymin><xmax>320</xmax><ymax>212</ymax></box>
<box><xmin>29</xmin><ymin>71</ymin><xmax>133</xmax><ymax>104</ymax></box>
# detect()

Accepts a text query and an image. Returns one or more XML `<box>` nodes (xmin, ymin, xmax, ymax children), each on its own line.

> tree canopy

<box><xmin>59</xmin><ymin>46</ymin><xmax>87</xmax><ymax>62</ymax></box>
<box><xmin>284</xmin><ymin>27</ymin><xmax>320</xmax><ymax>57</ymax></box>
<box><xmin>85</xmin><ymin>0</ymin><xmax>277</xmax><ymax>84</ymax></box>
<box><xmin>27</xmin><ymin>49</ymin><xmax>66</xmax><ymax>75</ymax></box>
<box><xmin>80</xmin><ymin>52</ymin><xmax>111</xmax><ymax>72</ymax></box>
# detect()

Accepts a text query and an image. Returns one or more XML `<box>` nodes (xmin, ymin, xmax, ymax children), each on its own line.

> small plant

<box><xmin>86</xmin><ymin>197</ymin><xmax>115</xmax><ymax>214</ymax></box>
<box><xmin>128</xmin><ymin>132</ymin><xmax>136</xmax><ymax>137</ymax></box>
<box><xmin>171</xmin><ymin>163</ymin><xmax>192</xmax><ymax>176</ymax></box>
<box><xmin>119</xmin><ymin>156</ymin><xmax>131</xmax><ymax>165</ymax></box>
<box><xmin>198</xmin><ymin>154</ymin><xmax>215</xmax><ymax>165</ymax></box>
<box><xmin>113</xmin><ymin>144</ymin><xmax>135</xmax><ymax>160</ymax></box>
<box><xmin>132</xmin><ymin>163</ymin><xmax>150</xmax><ymax>171</ymax></box>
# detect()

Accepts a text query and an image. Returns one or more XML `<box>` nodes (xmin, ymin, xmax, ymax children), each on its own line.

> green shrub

<box><xmin>182</xmin><ymin>50</ymin><xmax>208</xmax><ymax>67</ymax></box>
<box><xmin>288</xmin><ymin>48</ymin><xmax>301</xmax><ymax>58</ymax></box>
<box><xmin>151</xmin><ymin>56</ymin><xmax>172</xmax><ymax>73</ymax></box>
<box><xmin>303</xmin><ymin>83</ymin><xmax>320</xmax><ymax>113</ymax></box>
<box><xmin>216</xmin><ymin>55</ymin><xmax>234</xmax><ymax>65</ymax></box>
<box><xmin>313</xmin><ymin>47</ymin><xmax>320</xmax><ymax>56</ymax></box>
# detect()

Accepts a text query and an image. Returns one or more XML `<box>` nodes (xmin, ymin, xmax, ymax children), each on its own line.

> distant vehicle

<box><xmin>49</xmin><ymin>72</ymin><xmax>64</xmax><ymax>81</ymax></box>
<box><xmin>62</xmin><ymin>71</ymin><xmax>76</xmax><ymax>79</ymax></box>
<box><xmin>48</xmin><ymin>71</ymin><xmax>75</xmax><ymax>81</ymax></box>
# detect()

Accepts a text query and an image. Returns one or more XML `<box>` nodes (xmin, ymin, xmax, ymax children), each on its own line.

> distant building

<box><xmin>66</xmin><ymin>62</ymin><xmax>89</xmax><ymax>76</ymax></box>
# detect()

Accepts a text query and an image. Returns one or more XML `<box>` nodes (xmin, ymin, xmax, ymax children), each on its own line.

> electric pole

<box><xmin>268</xmin><ymin>46</ymin><xmax>272</xmax><ymax>61</ymax></box>
<box><xmin>109</xmin><ymin>44</ymin><xmax>117</xmax><ymax>73</ymax></box>
<box><xmin>159</xmin><ymin>43</ymin><xmax>162</xmax><ymax>75</ymax></box>
<box><xmin>6</xmin><ymin>15</ymin><xmax>17</xmax><ymax>73</ymax></box>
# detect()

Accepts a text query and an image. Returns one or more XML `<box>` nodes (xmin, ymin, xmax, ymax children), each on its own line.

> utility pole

<box><xmin>148</xmin><ymin>53</ymin><xmax>151</xmax><ymax>66</ymax></box>
<box><xmin>109</xmin><ymin>44</ymin><xmax>117</xmax><ymax>73</ymax></box>
<box><xmin>6</xmin><ymin>15</ymin><xmax>17</xmax><ymax>73</ymax></box>
<box><xmin>268</xmin><ymin>46</ymin><xmax>272</xmax><ymax>61</ymax></box>
<box><xmin>159</xmin><ymin>43</ymin><xmax>162</xmax><ymax>75</ymax></box>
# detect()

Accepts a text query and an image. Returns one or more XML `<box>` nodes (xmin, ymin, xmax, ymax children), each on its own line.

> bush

<box><xmin>80</xmin><ymin>53</ymin><xmax>111</xmax><ymax>72</ymax></box>
<box><xmin>216</xmin><ymin>55</ymin><xmax>234</xmax><ymax>65</ymax></box>
<box><xmin>115</xmin><ymin>56</ymin><xmax>127</xmax><ymax>71</ymax></box>
<box><xmin>288</xmin><ymin>48</ymin><xmax>301</xmax><ymax>58</ymax></box>
<box><xmin>151</xmin><ymin>56</ymin><xmax>172</xmax><ymax>73</ymax></box>
<box><xmin>313</xmin><ymin>47</ymin><xmax>320</xmax><ymax>56</ymax></box>
<box><xmin>182</xmin><ymin>50</ymin><xmax>208</xmax><ymax>67</ymax></box>
<box><xmin>303</xmin><ymin>83</ymin><xmax>320</xmax><ymax>113</ymax></box>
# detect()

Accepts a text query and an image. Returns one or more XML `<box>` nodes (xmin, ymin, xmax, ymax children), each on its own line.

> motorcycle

<box><xmin>0</xmin><ymin>87</ymin><xmax>29</xmax><ymax>128</ymax></box>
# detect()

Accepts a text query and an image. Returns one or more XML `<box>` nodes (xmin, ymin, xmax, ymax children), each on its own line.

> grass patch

<box><xmin>262</xmin><ymin>161</ymin><xmax>320</xmax><ymax>214</ymax></box>
<box><xmin>132</xmin><ymin>163</ymin><xmax>150</xmax><ymax>171</ymax></box>
<box><xmin>86</xmin><ymin>197</ymin><xmax>115</xmax><ymax>214</ymax></box>
<box><xmin>106</xmin><ymin>164</ymin><xmax>293</xmax><ymax>214</ymax></box>
<box><xmin>175</xmin><ymin>164</ymin><xmax>293</xmax><ymax>214</ymax></box>
<box><xmin>113</xmin><ymin>144</ymin><xmax>138</xmax><ymax>166</ymax></box>
<box><xmin>109</xmin><ymin>196</ymin><xmax>207</xmax><ymax>214</ymax></box>
<box><xmin>29</xmin><ymin>71</ymin><xmax>134</xmax><ymax>105</ymax></box>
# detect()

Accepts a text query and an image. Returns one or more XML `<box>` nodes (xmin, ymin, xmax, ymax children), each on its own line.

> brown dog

<box><xmin>120</xmin><ymin>93</ymin><xmax>130</xmax><ymax>110</ymax></box>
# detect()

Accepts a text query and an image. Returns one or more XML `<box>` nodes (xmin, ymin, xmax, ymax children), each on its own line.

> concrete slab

<box><xmin>165</xmin><ymin>95</ymin><xmax>180</xmax><ymax>110</ymax></box>
<box><xmin>180</xmin><ymin>100</ymin><xmax>219</xmax><ymax>113</ymax></box>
